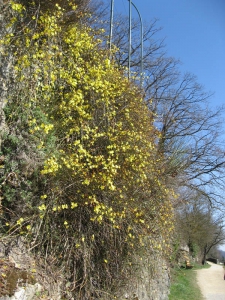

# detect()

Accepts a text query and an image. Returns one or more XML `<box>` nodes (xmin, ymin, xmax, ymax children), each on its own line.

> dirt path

<box><xmin>196</xmin><ymin>262</ymin><xmax>225</xmax><ymax>300</ymax></box>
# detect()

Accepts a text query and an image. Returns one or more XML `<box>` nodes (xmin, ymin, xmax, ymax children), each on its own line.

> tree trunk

<box><xmin>202</xmin><ymin>245</ymin><xmax>207</xmax><ymax>265</ymax></box>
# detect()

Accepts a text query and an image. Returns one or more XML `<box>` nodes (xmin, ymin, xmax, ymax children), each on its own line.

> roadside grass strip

<box><xmin>169</xmin><ymin>264</ymin><xmax>210</xmax><ymax>300</ymax></box>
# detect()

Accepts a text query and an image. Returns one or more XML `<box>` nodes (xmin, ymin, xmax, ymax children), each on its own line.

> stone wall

<box><xmin>115</xmin><ymin>252</ymin><xmax>170</xmax><ymax>300</ymax></box>
<box><xmin>0</xmin><ymin>237</ymin><xmax>171</xmax><ymax>300</ymax></box>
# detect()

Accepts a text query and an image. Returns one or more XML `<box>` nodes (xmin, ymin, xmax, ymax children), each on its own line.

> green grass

<box><xmin>169</xmin><ymin>263</ymin><xmax>211</xmax><ymax>300</ymax></box>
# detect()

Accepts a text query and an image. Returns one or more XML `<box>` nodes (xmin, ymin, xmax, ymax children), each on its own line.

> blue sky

<box><xmin>108</xmin><ymin>0</ymin><xmax>225</xmax><ymax>109</ymax></box>
<box><xmin>107</xmin><ymin>0</ymin><xmax>225</xmax><ymax>250</ymax></box>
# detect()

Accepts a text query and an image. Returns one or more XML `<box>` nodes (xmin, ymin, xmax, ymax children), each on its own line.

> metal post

<box><xmin>128</xmin><ymin>0</ymin><xmax>132</xmax><ymax>78</ymax></box>
<box><xmin>109</xmin><ymin>0</ymin><xmax>114</xmax><ymax>54</ymax></box>
<box><xmin>130</xmin><ymin>1</ymin><xmax>144</xmax><ymax>86</ymax></box>
<box><xmin>110</xmin><ymin>0</ymin><xmax>143</xmax><ymax>84</ymax></box>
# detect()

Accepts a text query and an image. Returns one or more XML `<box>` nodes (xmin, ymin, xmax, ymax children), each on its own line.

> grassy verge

<box><xmin>169</xmin><ymin>263</ymin><xmax>211</xmax><ymax>300</ymax></box>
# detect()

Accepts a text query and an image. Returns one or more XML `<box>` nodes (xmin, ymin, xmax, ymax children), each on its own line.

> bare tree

<box><xmin>176</xmin><ymin>194</ymin><xmax>225</xmax><ymax>264</ymax></box>
<box><xmin>101</xmin><ymin>7</ymin><xmax>225</xmax><ymax>207</ymax></box>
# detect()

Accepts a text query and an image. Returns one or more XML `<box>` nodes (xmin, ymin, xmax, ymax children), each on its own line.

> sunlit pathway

<box><xmin>196</xmin><ymin>262</ymin><xmax>225</xmax><ymax>300</ymax></box>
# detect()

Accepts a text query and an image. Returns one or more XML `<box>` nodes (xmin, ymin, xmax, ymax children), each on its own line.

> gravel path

<box><xmin>196</xmin><ymin>262</ymin><xmax>225</xmax><ymax>300</ymax></box>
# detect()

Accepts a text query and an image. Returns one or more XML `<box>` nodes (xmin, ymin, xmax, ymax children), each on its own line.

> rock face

<box><xmin>0</xmin><ymin>238</ymin><xmax>63</xmax><ymax>299</ymax></box>
<box><xmin>0</xmin><ymin>238</ymin><xmax>42</xmax><ymax>300</ymax></box>
<box><xmin>0</xmin><ymin>284</ymin><xmax>42</xmax><ymax>300</ymax></box>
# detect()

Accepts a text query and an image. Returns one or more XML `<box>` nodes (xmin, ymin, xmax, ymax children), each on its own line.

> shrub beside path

<box><xmin>196</xmin><ymin>261</ymin><xmax>225</xmax><ymax>300</ymax></box>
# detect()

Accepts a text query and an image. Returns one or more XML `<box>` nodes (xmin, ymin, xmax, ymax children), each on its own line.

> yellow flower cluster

<box><xmin>11</xmin><ymin>1</ymin><xmax>24</xmax><ymax>13</ymax></box>
<box><xmin>5</xmin><ymin>1</ymin><xmax>175</xmax><ymax>254</ymax></box>
<box><xmin>41</xmin><ymin>157</ymin><xmax>60</xmax><ymax>175</ymax></box>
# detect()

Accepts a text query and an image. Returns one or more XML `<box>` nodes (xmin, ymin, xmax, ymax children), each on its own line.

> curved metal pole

<box><xmin>128</xmin><ymin>0</ymin><xmax>132</xmax><ymax>79</ymax></box>
<box><xmin>109</xmin><ymin>0</ymin><xmax>114</xmax><ymax>54</ymax></box>
<box><xmin>110</xmin><ymin>0</ymin><xmax>143</xmax><ymax>85</ymax></box>
<box><xmin>130</xmin><ymin>1</ymin><xmax>143</xmax><ymax>86</ymax></box>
